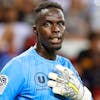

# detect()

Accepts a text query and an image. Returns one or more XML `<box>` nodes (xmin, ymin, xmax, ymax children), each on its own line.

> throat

<box><xmin>35</xmin><ymin>46</ymin><xmax>57</xmax><ymax>60</ymax></box>
<box><xmin>46</xmin><ymin>52</ymin><xmax>56</xmax><ymax>60</ymax></box>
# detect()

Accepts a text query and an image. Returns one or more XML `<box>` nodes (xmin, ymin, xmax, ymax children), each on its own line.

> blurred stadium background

<box><xmin>0</xmin><ymin>0</ymin><xmax>100</xmax><ymax>99</ymax></box>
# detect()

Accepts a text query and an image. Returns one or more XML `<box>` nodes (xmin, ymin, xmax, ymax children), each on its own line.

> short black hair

<box><xmin>35</xmin><ymin>1</ymin><xmax>63</xmax><ymax>13</ymax></box>
<box><xmin>33</xmin><ymin>1</ymin><xmax>64</xmax><ymax>24</ymax></box>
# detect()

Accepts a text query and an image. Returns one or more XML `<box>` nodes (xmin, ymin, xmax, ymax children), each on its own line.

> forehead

<box><xmin>39</xmin><ymin>8</ymin><xmax>65</xmax><ymax>21</ymax></box>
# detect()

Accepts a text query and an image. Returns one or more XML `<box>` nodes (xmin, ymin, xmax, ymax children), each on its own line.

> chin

<box><xmin>48</xmin><ymin>44</ymin><xmax>62</xmax><ymax>51</ymax></box>
<box><xmin>55</xmin><ymin>45</ymin><xmax>62</xmax><ymax>50</ymax></box>
<box><xmin>56</xmin><ymin>47</ymin><xmax>61</xmax><ymax>50</ymax></box>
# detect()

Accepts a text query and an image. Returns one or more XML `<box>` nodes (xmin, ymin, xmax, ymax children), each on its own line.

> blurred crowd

<box><xmin>0</xmin><ymin>0</ymin><xmax>100</xmax><ymax>100</ymax></box>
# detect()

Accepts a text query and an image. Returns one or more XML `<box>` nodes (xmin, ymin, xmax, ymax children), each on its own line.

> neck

<box><xmin>35</xmin><ymin>44</ymin><xmax>57</xmax><ymax>60</ymax></box>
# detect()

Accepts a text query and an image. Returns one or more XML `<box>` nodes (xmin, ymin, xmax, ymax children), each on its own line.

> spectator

<box><xmin>76</xmin><ymin>32</ymin><xmax>100</xmax><ymax>100</ymax></box>
<box><xmin>0</xmin><ymin>24</ymin><xmax>18</xmax><ymax>71</ymax></box>
<box><xmin>65</xmin><ymin>0</ymin><xmax>91</xmax><ymax>37</ymax></box>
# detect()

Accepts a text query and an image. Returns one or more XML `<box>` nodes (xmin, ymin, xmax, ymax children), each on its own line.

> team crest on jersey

<box><xmin>0</xmin><ymin>75</ymin><xmax>8</xmax><ymax>95</ymax></box>
<box><xmin>34</xmin><ymin>72</ymin><xmax>48</xmax><ymax>87</ymax></box>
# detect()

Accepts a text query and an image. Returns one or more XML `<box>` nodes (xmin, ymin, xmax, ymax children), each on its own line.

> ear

<box><xmin>32</xmin><ymin>25</ymin><xmax>37</xmax><ymax>34</ymax></box>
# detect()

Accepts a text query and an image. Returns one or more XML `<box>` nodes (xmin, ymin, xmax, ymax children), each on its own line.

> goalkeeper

<box><xmin>0</xmin><ymin>1</ymin><xmax>93</xmax><ymax>100</ymax></box>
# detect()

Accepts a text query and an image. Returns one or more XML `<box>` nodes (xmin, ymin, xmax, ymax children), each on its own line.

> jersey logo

<box><xmin>34</xmin><ymin>72</ymin><xmax>48</xmax><ymax>87</ymax></box>
<box><xmin>0</xmin><ymin>75</ymin><xmax>8</xmax><ymax>95</ymax></box>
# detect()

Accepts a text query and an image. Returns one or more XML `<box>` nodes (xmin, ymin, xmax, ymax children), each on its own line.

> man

<box><xmin>0</xmin><ymin>1</ymin><xmax>92</xmax><ymax>100</ymax></box>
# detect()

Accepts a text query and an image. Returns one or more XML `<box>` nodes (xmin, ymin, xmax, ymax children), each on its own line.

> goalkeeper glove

<box><xmin>48</xmin><ymin>65</ymin><xmax>92</xmax><ymax>100</ymax></box>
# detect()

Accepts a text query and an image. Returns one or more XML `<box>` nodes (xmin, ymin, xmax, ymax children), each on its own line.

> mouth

<box><xmin>49</xmin><ymin>37</ymin><xmax>62</xmax><ymax>44</ymax></box>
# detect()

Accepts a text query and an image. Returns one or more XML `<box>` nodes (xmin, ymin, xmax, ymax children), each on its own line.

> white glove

<box><xmin>48</xmin><ymin>65</ymin><xmax>92</xmax><ymax>100</ymax></box>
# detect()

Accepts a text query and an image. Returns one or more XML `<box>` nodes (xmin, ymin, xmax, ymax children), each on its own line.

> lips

<box><xmin>49</xmin><ymin>37</ymin><xmax>62</xmax><ymax>44</ymax></box>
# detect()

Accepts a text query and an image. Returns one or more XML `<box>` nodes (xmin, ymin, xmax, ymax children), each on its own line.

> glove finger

<box><xmin>48</xmin><ymin>80</ymin><xmax>57</xmax><ymax>88</ymax></box>
<box><xmin>48</xmin><ymin>73</ymin><xmax>58</xmax><ymax>80</ymax></box>
<box><xmin>53</xmin><ymin>87</ymin><xmax>65</xmax><ymax>95</ymax></box>
<box><xmin>56</xmin><ymin>65</ymin><xmax>74</xmax><ymax>75</ymax></box>
<box><xmin>53</xmin><ymin>85</ymin><xmax>78</xmax><ymax>98</ymax></box>
<box><xmin>55</xmin><ymin>65</ymin><xmax>80</xmax><ymax>89</ymax></box>
<box><xmin>56</xmin><ymin>65</ymin><xmax>78</xmax><ymax>83</ymax></box>
<box><xmin>56</xmin><ymin>65</ymin><xmax>66</xmax><ymax>73</ymax></box>
<box><xmin>48</xmin><ymin>72</ymin><xmax>64</xmax><ymax>82</ymax></box>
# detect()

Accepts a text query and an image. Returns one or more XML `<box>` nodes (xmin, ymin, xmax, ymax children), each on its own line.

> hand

<box><xmin>48</xmin><ymin>65</ymin><xmax>92</xmax><ymax>100</ymax></box>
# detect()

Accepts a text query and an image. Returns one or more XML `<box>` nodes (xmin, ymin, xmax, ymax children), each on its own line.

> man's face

<box><xmin>35</xmin><ymin>8</ymin><xmax>65</xmax><ymax>50</ymax></box>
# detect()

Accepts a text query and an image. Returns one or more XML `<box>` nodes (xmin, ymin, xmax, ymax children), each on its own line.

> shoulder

<box><xmin>57</xmin><ymin>55</ymin><xmax>72</xmax><ymax>66</ymax></box>
<box><xmin>0</xmin><ymin>47</ymin><xmax>35</xmax><ymax>73</ymax></box>
<box><xmin>12</xmin><ymin>47</ymin><xmax>36</xmax><ymax>63</ymax></box>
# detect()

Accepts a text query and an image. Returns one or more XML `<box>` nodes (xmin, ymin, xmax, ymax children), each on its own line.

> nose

<box><xmin>52</xmin><ymin>24</ymin><xmax>60</xmax><ymax>34</ymax></box>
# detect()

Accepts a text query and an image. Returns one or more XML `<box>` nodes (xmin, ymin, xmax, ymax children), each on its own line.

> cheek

<box><xmin>39</xmin><ymin>27</ymin><xmax>51</xmax><ymax>37</ymax></box>
<box><xmin>38</xmin><ymin>31</ymin><xmax>48</xmax><ymax>43</ymax></box>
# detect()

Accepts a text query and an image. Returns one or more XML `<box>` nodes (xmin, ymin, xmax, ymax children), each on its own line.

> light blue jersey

<box><xmin>0</xmin><ymin>47</ymin><xmax>81</xmax><ymax>100</ymax></box>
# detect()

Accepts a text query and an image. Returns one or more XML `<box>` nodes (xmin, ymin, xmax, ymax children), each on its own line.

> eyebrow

<box><xmin>45</xmin><ymin>19</ymin><xmax>65</xmax><ymax>22</ymax></box>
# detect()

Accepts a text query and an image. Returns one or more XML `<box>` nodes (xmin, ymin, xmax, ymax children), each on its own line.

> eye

<box><xmin>44</xmin><ymin>21</ymin><xmax>52</xmax><ymax>27</ymax></box>
<box><xmin>58</xmin><ymin>21</ymin><xmax>65</xmax><ymax>27</ymax></box>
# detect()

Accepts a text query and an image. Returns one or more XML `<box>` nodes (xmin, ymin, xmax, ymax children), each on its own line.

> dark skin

<box><xmin>33</xmin><ymin>8</ymin><xmax>65</xmax><ymax>60</ymax></box>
